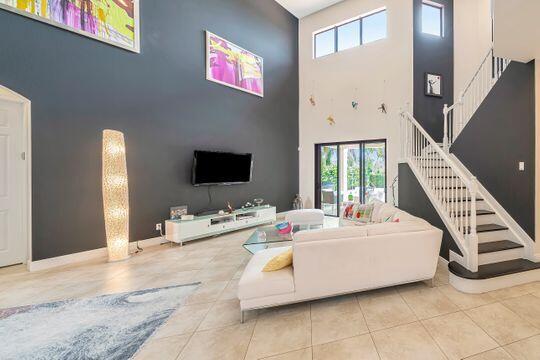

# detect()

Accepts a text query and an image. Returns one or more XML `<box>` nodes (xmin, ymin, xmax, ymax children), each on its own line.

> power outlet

<box><xmin>155</xmin><ymin>223</ymin><xmax>162</xmax><ymax>232</ymax></box>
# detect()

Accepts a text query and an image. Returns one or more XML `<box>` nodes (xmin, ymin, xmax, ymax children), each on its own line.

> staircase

<box><xmin>400</xmin><ymin>46</ymin><xmax>540</xmax><ymax>293</ymax></box>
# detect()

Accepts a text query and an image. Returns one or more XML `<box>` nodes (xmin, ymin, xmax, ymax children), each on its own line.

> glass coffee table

<box><xmin>243</xmin><ymin>225</ymin><xmax>305</xmax><ymax>254</ymax></box>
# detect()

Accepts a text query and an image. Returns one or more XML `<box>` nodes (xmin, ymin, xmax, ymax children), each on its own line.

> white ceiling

<box><xmin>275</xmin><ymin>0</ymin><xmax>345</xmax><ymax>18</ymax></box>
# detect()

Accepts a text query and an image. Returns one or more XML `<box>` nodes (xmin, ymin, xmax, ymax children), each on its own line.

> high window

<box><xmin>421</xmin><ymin>1</ymin><xmax>443</xmax><ymax>37</ymax></box>
<box><xmin>314</xmin><ymin>8</ymin><xmax>387</xmax><ymax>59</ymax></box>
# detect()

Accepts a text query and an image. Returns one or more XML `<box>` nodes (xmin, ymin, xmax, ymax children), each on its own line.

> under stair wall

<box><xmin>450</xmin><ymin>61</ymin><xmax>535</xmax><ymax>238</ymax></box>
<box><xmin>398</xmin><ymin>162</ymin><xmax>461</xmax><ymax>260</ymax></box>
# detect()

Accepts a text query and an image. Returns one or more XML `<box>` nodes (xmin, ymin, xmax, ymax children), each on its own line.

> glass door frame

<box><xmin>315</xmin><ymin>139</ymin><xmax>387</xmax><ymax>217</ymax></box>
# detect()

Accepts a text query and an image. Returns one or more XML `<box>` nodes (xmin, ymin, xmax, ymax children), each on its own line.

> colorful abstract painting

<box><xmin>206</xmin><ymin>31</ymin><xmax>264</xmax><ymax>97</ymax></box>
<box><xmin>0</xmin><ymin>0</ymin><xmax>139</xmax><ymax>52</ymax></box>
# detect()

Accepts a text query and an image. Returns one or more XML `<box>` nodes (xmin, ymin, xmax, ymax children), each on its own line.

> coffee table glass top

<box><xmin>243</xmin><ymin>225</ymin><xmax>306</xmax><ymax>254</ymax></box>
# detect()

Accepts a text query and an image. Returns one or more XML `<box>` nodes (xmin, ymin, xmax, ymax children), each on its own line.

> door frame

<box><xmin>0</xmin><ymin>85</ymin><xmax>32</xmax><ymax>268</ymax></box>
<box><xmin>315</xmin><ymin>139</ymin><xmax>387</xmax><ymax>216</ymax></box>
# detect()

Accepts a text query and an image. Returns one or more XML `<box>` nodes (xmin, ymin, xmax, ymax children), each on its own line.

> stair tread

<box><xmin>435</xmin><ymin>186</ymin><xmax>466</xmax><ymax>189</ymax></box>
<box><xmin>451</xmin><ymin>209</ymin><xmax>495</xmax><ymax>216</ymax></box>
<box><xmin>478</xmin><ymin>240</ymin><xmax>524</xmax><ymax>254</ymax></box>
<box><xmin>445</xmin><ymin>198</ymin><xmax>484</xmax><ymax>202</ymax></box>
<box><xmin>467</xmin><ymin>224</ymin><xmax>508</xmax><ymax>233</ymax></box>
<box><xmin>449</xmin><ymin>259</ymin><xmax>540</xmax><ymax>280</ymax></box>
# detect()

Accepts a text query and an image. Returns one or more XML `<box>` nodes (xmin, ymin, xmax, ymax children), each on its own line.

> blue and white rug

<box><xmin>0</xmin><ymin>283</ymin><xmax>200</xmax><ymax>360</ymax></box>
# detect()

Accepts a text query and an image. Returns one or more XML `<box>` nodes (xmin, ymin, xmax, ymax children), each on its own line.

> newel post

<box><xmin>468</xmin><ymin>177</ymin><xmax>479</xmax><ymax>272</ymax></box>
<box><xmin>443</xmin><ymin>104</ymin><xmax>449</xmax><ymax>153</ymax></box>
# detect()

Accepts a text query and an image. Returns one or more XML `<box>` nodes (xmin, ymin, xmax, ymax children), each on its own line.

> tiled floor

<box><xmin>1</xmin><ymin>229</ymin><xmax>540</xmax><ymax>360</ymax></box>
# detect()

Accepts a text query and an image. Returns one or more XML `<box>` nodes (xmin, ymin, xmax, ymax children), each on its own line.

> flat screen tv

<box><xmin>192</xmin><ymin>150</ymin><xmax>253</xmax><ymax>186</ymax></box>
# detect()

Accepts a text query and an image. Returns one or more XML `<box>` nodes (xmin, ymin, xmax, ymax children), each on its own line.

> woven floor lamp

<box><xmin>102</xmin><ymin>130</ymin><xmax>130</xmax><ymax>262</ymax></box>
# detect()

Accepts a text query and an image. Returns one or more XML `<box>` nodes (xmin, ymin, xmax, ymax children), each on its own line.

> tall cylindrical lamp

<box><xmin>102</xmin><ymin>130</ymin><xmax>130</xmax><ymax>262</ymax></box>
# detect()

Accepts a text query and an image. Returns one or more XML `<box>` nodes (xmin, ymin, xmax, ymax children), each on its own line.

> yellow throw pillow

<box><xmin>262</xmin><ymin>248</ymin><xmax>293</xmax><ymax>272</ymax></box>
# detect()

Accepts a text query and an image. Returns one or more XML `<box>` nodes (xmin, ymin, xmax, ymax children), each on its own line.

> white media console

<box><xmin>165</xmin><ymin>205</ymin><xmax>276</xmax><ymax>244</ymax></box>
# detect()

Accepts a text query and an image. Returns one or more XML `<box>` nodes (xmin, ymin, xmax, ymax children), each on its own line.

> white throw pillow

<box><xmin>375</xmin><ymin>203</ymin><xmax>398</xmax><ymax>223</ymax></box>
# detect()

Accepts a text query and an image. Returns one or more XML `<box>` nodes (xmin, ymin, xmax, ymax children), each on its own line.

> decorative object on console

<box><xmin>254</xmin><ymin>198</ymin><xmax>264</xmax><ymax>207</ymax></box>
<box><xmin>206</xmin><ymin>31</ymin><xmax>264</xmax><ymax>97</ymax></box>
<box><xmin>425</xmin><ymin>72</ymin><xmax>443</xmax><ymax>97</ymax></box>
<box><xmin>242</xmin><ymin>202</ymin><xmax>254</xmax><ymax>209</ymax></box>
<box><xmin>170</xmin><ymin>205</ymin><xmax>188</xmax><ymax>220</ymax></box>
<box><xmin>0</xmin><ymin>0</ymin><xmax>140</xmax><ymax>53</ymax></box>
<box><xmin>227</xmin><ymin>202</ymin><xmax>234</xmax><ymax>214</ymax></box>
<box><xmin>292</xmin><ymin>194</ymin><xmax>304</xmax><ymax>210</ymax></box>
<box><xmin>102</xmin><ymin>130</ymin><xmax>130</xmax><ymax>262</ymax></box>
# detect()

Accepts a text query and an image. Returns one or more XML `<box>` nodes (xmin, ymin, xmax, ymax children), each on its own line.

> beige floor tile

<box><xmin>372</xmin><ymin>322</ymin><xmax>445</xmax><ymax>360</ymax></box>
<box><xmin>464</xmin><ymin>347</ymin><xmax>513</xmax><ymax>360</ymax></box>
<box><xmin>466</xmin><ymin>303</ymin><xmax>539</xmax><ymax>345</ymax></box>
<box><xmin>502</xmin><ymin>294</ymin><xmax>540</xmax><ymax>328</ymax></box>
<box><xmin>503</xmin><ymin>334</ymin><xmax>540</xmax><ymax>360</ymax></box>
<box><xmin>195</xmin><ymin>266</ymin><xmax>240</xmax><ymax>282</ymax></box>
<box><xmin>185</xmin><ymin>281</ymin><xmax>228</xmax><ymax>305</ymax></box>
<box><xmin>263</xmin><ymin>348</ymin><xmax>313</xmax><ymax>360</ymax></box>
<box><xmin>358</xmin><ymin>288</ymin><xmax>417</xmax><ymax>331</ymax></box>
<box><xmin>400</xmin><ymin>286</ymin><xmax>459</xmax><ymax>320</ymax></box>
<box><xmin>153</xmin><ymin>303</ymin><xmax>212</xmax><ymax>339</ymax></box>
<box><xmin>258</xmin><ymin>302</ymin><xmax>311</xmax><ymax>320</ymax></box>
<box><xmin>422</xmin><ymin>311</ymin><xmax>498</xmax><ymax>360</ymax></box>
<box><xmin>218</xmin><ymin>279</ymin><xmax>239</xmax><ymax>301</ymax></box>
<box><xmin>311</xmin><ymin>310</ymin><xmax>368</xmax><ymax>345</ymax></box>
<box><xmin>488</xmin><ymin>284</ymin><xmax>532</xmax><ymax>300</ymax></box>
<box><xmin>134</xmin><ymin>334</ymin><xmax>191</xmax><ymax>360</ymax></box>
<box><xmin>245</xmin><ymin>312</ymin><xmax>312</xmax><ymax>359</ymax></box>
<box><xmin>439</xmin><ymin>285</ymin><xmax>495</xmax><ymax>310</ymax></box>
<box><xmin>310</xmin><ymin>294</ymin><xmax>361</xmax><ymax>318</ymax></box>
<box><xmin>312</xmin><ymin>334</ymin><xmax>379</xmax><ymax>360</ymax></box>
<box><xmin>198</xmin><ymin>299</ymin><xmax>253</xmax><ymax>331</ymax></box>
<box><xmin>178</xmin><ymin>322</ymin><xmax>255</xmax><ymax>360</ymax></box>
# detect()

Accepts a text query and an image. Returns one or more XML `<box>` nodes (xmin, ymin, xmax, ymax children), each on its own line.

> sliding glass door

<box><xmin>315</xmin><ymin>140</ymin><xmax>386</xmax><ymax>217</ymax></box>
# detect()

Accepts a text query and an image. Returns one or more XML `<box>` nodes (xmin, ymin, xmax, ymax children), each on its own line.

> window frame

<box><xmin>313</xmin><ymin>7</ymin><xmax>387</xmax><ymax>59</ymax></box>
<box><xmin>421</xmin><ymin>1</ymin><xmax>444</xmax><ymax>37</ymax></box>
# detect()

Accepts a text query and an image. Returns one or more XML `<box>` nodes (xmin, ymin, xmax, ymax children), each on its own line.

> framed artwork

<box><xmin>206</xmin><ymin>31</ymin><xmax>264</xmax><ymax>98</ymax></box>
<box><xmin>0</xmin><ymin>0</ymin><xmax>140</xmax><ymax>53</ymax></box>
<box><xmin>170</xmin><ymin>206</ymin><xmax>188</xmax><ymax>220</ymax></box>
<box><xmin>425</xmin><ymin>72</ymin><xmax>443</xmax><ymax>97</ymax></box>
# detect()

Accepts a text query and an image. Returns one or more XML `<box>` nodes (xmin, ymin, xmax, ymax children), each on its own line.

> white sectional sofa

<box><xmin>237</xmin><ymin>203</ymin><xmax>443</xmax><ymax>321</ymax></box>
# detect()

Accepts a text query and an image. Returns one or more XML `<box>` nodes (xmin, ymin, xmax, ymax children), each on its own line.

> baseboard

<box><xmin>27</xmin><ymin>236</ymin><xmax>166</xmax><ymax>272</ymax></box>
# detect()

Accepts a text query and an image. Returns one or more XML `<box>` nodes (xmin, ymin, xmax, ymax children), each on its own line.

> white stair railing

<box><xmin>401</xmin><ymin>111</ymin><xmax>479</xmax><ymax>272</ymax></box>
<box><xmin>443</xmin><ymin>46</ymin><xmax>511</xmax><ymax>150</ymax></box>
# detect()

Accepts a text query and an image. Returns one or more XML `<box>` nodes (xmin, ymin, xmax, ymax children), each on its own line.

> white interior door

<box><xmin>0</xmin><ymin>98</ymin><xmax>25</xmax><ymax>267</ymax></box>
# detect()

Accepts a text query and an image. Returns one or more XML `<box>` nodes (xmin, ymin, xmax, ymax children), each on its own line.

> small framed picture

<box><xmin>170</xmin><ymin>206</ymin><xmax>188</xmax><ymax>220</ymax></box>
<box><xmin>425</xmin><ymin>73</ymin><xmax>443</xmax><ymax>97</ymax></box>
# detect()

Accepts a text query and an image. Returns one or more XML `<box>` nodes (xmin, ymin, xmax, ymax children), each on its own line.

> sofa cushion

<box><xmin>294</xmin><ymin>226</ymin><xmax>368</xmax><ymax>243</ymax></box>
<box><xmin>238</xmin><ymin>247</ymin><xmax>295</xmax><ymax>300</ymax></box>
<box><xmin>365</xmin><ymin>221</ymin><xmax>432</xmax><ymax>236</ymax></box>
<box><xmin>373</xmin><ymin>203</ymin><xmax>399</xmax><ymax>223</ymax></box>
<box><xmin>263</xmin><ymin>248</ymin><xmax>293</xmax><ymax>272</ymax></box>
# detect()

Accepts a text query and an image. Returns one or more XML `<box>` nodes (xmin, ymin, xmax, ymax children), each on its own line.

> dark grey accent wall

<box><xmin>413</xmin><ymin>0</ymin><xmax>454</xmax><ymax>142</ymax></box>
<box><xmin>0</xmin><ymin>0</ymin><xmax>299</xmax><ymax>260</ymax></box>
<box><xmin>451</xmin><ymin>61</ymin><xmax>535</xmax><ymax>238</ymax></box>
<box><xmin>398</xmin><ymin>163</ymin><xmax>461</xmax><ymax>260</ymax></box>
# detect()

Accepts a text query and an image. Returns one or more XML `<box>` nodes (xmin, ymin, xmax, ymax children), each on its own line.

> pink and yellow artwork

<box><xmin>0</xmin><ymin>0</ymin><xmax>139</xmax><ymax>52</ymax></box>
<box><xmin>206</xmin><ymin>31</ymin><xmax>264</xmax><ymax>97</ymax></box>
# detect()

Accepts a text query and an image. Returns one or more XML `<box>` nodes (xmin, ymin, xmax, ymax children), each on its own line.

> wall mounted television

<box><xmin>192</xmin><ymin>150</ymin><xmax>253</xmax><ymax>186</ymax></box>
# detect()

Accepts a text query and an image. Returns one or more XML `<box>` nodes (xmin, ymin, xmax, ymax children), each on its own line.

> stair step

<box><xmin>435</xmin><ymin>186</ymin><xmax>466</xmax><ymax>190</ymax></box>
<box><xmin>445</xmin><ymin>198</ymin><xmax>484</xmax><ymax>203</ymax></box>
<box><xmin>465</xmin><ymin>224</ymin><xmax>508</xmax><ymax>234</ymax></box>
<box><xmin>451</xmin><ymin>209</ymin><xmax>495</xmax><ymax>217</ymax></box>
<box><xmin>421</xmin><ymin>166</ymin><xmax>451</xmax><ymax>169</ymax></box>
<box><xmin>478</xmin><ymin>240</ymin><xmax>523</xmax><ymax>254</ymax></box>
<box><xmin>449</xmin><ymin>259</ymin><xmax>540</xmax><ymax>280</ymax></box>
<box><xmin>429</xmin><ymin>175</ymin><xmax>459</xmax><ymax>179</ymax></box>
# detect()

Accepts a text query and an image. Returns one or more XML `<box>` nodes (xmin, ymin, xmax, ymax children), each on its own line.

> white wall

<box><xmin>298</xmin><ymin>0</ymin><xmax>413</xmax><ymax>208</ymax></box>
<box><xmin>454</xmin><ymin>0</ymin><xmax>492</xmax><ymax>102</ymax></box>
